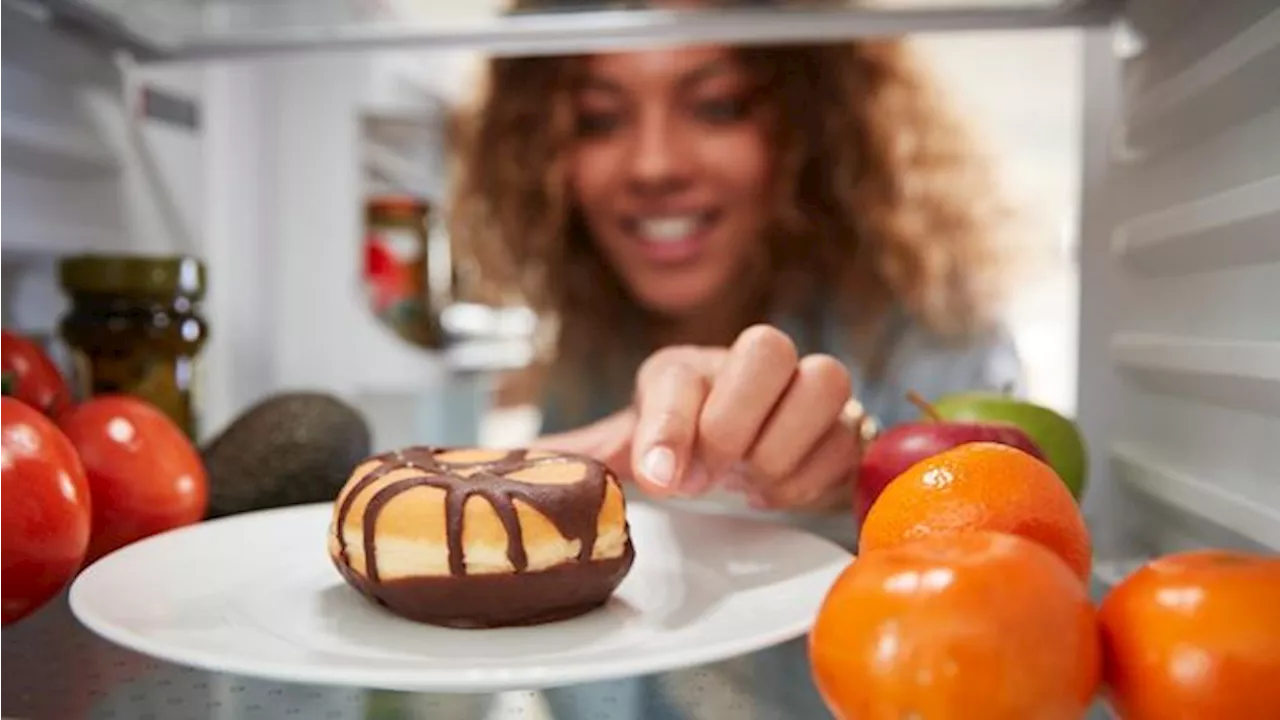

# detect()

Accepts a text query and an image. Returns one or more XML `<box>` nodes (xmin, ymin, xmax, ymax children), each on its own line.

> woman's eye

<box><xmin>693</xmin><ymin>97</ymin><xmax>749</xmax><ymax>124</ymax></box>
<box><xmin>576</xmin><ymin>112</ymin><xmax>622</xmax><ymax>137</ymax></box>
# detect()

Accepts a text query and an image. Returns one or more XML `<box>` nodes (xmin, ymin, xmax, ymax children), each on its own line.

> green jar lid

<box><xmin>59</xmin><ymin>254</ymin><xmax>206</xmax><ymax>299</ymax></box>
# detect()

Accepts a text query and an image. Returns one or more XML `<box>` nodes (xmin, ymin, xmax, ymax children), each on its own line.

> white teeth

<box><xmin>637</xmin><ymin>216</ymin><xmax>699</xmax><ymax>243</ymax></box>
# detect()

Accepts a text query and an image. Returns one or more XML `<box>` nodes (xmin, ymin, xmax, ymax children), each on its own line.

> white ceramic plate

<box><xmin>69</xmin><ymin>501</ymin><xmax>851</xmax><ymax>693</ymax></box>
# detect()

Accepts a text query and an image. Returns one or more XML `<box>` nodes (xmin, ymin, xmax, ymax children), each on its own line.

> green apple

<box><xmin>929</xmin><ymin>391</ymin><xmax>1088</xmax><ymax>501</ymax></box>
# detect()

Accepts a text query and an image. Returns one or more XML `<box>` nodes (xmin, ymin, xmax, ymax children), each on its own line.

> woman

<box><xmin>447</xmin><ymin>9</ymin><xmax>1030</xmax><ymax>718</ymax></box>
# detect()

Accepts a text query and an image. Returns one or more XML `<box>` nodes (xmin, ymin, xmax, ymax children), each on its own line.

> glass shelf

<box><xmin>37</xmin><ymin>0</ymin><xmax>1118</xmax><ymax>61</ymax></box>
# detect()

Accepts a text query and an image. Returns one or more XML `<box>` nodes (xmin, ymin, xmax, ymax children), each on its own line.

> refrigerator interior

<box><xmin>1</xmin><ymin>0</ymin><xmax>1278</xmax><ymax>716</ymax></box>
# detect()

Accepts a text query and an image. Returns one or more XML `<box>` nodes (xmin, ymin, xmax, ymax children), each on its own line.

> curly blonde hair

<box><xmin>448</xmin><ymin>22</ymin><xmax>1027</xmax><ymax>406</ymax></box>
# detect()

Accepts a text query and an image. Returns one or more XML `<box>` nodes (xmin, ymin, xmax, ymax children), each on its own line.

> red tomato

<box><xmin>1</xmin><ymin>331</ymin><xmax>72</xmax><ymax>417</ymax></box>
<box><xmin>2</xmin><ymin>397</ymin><xmax>93</xmax><ymax>625</ymax></box>
<box><xmin>57</xmin><ymin>395</ymin><xmax>208</xmax><ymax>564</ymax></box>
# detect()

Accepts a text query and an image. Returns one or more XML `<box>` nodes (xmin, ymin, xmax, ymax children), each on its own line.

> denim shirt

<box><xmin>539</xmin><ymin>306</ymin><xmax>1025</xmax><ymax>437</ymax></box>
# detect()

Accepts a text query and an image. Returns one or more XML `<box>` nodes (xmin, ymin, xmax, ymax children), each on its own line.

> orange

<box><xmin>859</xmin><ymin>441</ymin><xmax>1092</xmax><ymax>582</ymax></box>
<box><xmin>1098</xmin><ymin>549</ymin><xmax>1280</xmax><ymax>720</ymax></box>
<box><xmin>809</xmin><ymin>531</ymin><xmax>1101</xmax><ymax>720</ymax></box>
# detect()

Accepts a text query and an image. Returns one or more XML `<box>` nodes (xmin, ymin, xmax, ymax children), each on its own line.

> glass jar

<box><xmin>363</xmin><ymin>195</ymin><xmax>443</xmax><ymax>349</ymax></box>
<box><xmin>58</xmin><ymin>254</ymin><xmax>209</xmax><ymax>439</ymax></box>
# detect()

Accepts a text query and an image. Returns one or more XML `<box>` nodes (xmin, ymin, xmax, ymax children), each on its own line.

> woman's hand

<box><xmin>534</xmin><ymin>325</ymin><xmax>862</xmax><ymax>510</ymax></box>
<box><xmin>631</xmin><ymin>325</ymin><xmax>861</xmax><ymax>510</ymax></box>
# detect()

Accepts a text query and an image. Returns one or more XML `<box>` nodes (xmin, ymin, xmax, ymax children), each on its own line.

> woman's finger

<box><xmin>631</xmin><ymin>353</ymin><xmax>711</xmax><ymax>496</ymax></box>
<box><xmin>749</xmin><ymin>424</ymin><xmax>861</xmax><ymax>510</ymax></box>
<box><xmin>532</xmin><ymin>407</ymin><xmax>637</xmax><ymax>479</ymax></box>
<box><xmin>747</xmin><ymin>353</ymin><xmax>852</xmax><ymax>481</ymax></box>
<box><xmin>697</xmin><ymin>325</ymin><xmax>798</xmax><ymax>471</ymax></box>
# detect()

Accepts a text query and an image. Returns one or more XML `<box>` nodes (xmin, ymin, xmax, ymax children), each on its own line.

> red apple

<box><xmin>854</xmin><ymin>393</ymin><xmax>1047</xmax><ymax>525</ymax></box>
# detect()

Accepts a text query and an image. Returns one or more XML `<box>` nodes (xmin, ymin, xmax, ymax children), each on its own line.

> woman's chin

<box><xmin>631</xmin><ymin>285</ymin><xmax>725</xmax><ymax>320</ymax></box>
<box><xmin>618</xmin><ymin>261</ymin><xmax>748</xmax><ymax>323</ymax></box>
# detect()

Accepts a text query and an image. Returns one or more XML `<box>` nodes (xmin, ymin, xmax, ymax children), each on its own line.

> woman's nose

<box><xmin>626</xmin><ymin>108</ymin><xmax>692</xmax><ymax>195</ymax></box>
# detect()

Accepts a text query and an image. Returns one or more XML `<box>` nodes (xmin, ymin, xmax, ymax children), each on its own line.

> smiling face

<box><xmin>567</xmin><ymin>46</ymin><xmax>773</xmax><ymax>320</ymax></box>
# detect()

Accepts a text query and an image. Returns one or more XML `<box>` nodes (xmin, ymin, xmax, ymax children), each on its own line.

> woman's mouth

<box><xmin>624</xmin><ymin>211</ymin><xmax>719</xmax><ymax>264</ymax></box>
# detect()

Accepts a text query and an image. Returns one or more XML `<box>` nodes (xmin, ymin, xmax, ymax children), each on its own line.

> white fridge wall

<box><xmin>1080</xmin><ymin>0</ymin><xmax>1280</xmax><ymax>562</ymax></box>
<box><xmin>2</xmin><ymin>5</ymin><xmax>204</xmax><ymax>356</ymax></box>
<box><xmin>1</xmin><ymin>15</ymin><xmax>475</xmax><ymax>446</ymax></box>
<box><xmin>199</xmin><ymin>52</ymin><xmax>488</xmax><ymax>450</ymax></box>
<box><xmin>4</xmin><ymin>11</ymin><xmax>104</xmax><ymax>335</ymax></box>
<box><xmin>2</xmin><ymin>50</ymin><xmax>274</xmax><ymax>445</ymax></box>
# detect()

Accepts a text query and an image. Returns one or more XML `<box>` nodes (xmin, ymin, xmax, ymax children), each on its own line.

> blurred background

<box><xmin>2</xmin><ymin>1</ymin><xmax>1083</xmax><ymax>455</ymax></box>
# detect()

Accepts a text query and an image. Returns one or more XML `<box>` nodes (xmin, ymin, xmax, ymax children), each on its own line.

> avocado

<box><xmin>202</xmin><ymin>392</ymin><xmax>372</xmax><ymax>518</ymax></box>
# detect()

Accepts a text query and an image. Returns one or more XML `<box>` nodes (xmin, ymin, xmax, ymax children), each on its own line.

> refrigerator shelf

<box><xmin>0</xmin><ymin>117</ymin><xmax>118</xmax><ymax>177</ymax></box>
<box><xmin>29</xmin><ymin>0</ymin><xmax>1120</xmax><ymax>61</ymax></box>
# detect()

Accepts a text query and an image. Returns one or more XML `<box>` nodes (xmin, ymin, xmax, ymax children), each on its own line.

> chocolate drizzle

<box><xmin>333</xmin><ymin>447</ymin><xmax>612</xmax><ymax>581</ymax></box>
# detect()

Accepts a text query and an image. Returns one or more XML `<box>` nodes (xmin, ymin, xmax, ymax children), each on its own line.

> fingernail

<box><xmin>641</xmin><ymin>446</ymin><xmax>676</xmax><ymax>487</ymax></box>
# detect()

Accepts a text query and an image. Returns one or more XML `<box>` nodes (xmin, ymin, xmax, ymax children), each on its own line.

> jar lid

<box><xmin>59</xmin><ymin>254</ymin><xmax>206</xmax><ymax>299</ymax></box>
<box><xmin>368</xmin><ymin>195</ymin><xmax>428</xmax><ymax>215</ymax></box>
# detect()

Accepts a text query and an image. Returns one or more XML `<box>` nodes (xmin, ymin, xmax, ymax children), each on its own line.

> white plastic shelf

<box><xmin>1112</xmin><ymin>176</ymin><xmax>1280</xmax><ymax>276</ymax></box>
<box><xmin>1111</xmin><ymin>442</ymin><xmax>1280</xmax><ymax>551</ymax></box>
<box><xmin>1</xmin><ymin>117</ymin><xmax>118</xmax><ymax>177</ymax></box>
<box><xmin>1110</xmin><ymin>334</ymin><xmax>1280</xmax><ymax>417</ymax></box>
<box><xmin>40</xmin><ymin>0</ymin><xmax>1119</xmax><ymax>60</ymax></box>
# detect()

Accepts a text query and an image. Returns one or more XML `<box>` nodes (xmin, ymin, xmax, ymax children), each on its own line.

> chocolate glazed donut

<box><xmin>327</xmin><ymin>447</ymin><xmax>636</xmax><ymax>628</ymax></box>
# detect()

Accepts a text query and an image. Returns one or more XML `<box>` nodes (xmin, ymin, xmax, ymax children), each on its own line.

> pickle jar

<box><xmin>363</xmin><ymin>195</ymin><xmax>443</xmax><ymax>349</ymax></box>
<box><xmin>58</xmin><ymin>254</ymin><xmax>209</xmax><ymax>439</ymax></box>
